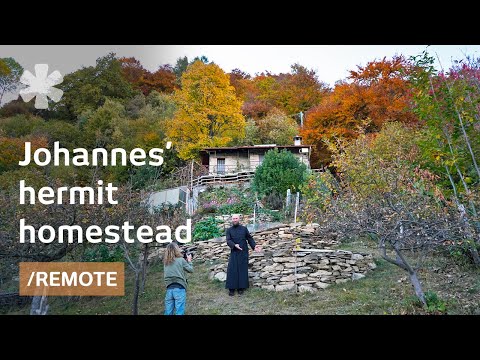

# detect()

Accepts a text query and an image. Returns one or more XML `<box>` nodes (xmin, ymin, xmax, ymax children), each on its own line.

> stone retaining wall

<box><xmin>151</xmin><ymin>222</ymin><xmax>376</xmax><ymax>292</ymax></box>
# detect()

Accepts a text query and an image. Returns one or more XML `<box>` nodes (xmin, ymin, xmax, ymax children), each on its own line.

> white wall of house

<box><xmin>295</xmin><ymin>152</ymin><xmax>310</xmax><ymax>166</ymax></box>
<box><xmin>208</xmin><ymin>152</ymin><xmax>249</xmax><ymax>174</ymax></box>
<box><xmin>249</xmin><ymin>153</ymin><xmax>261</xmax><ymax>170</ymax></box>
<box><xmin>207</xmin><ymin>148</ymin><xmax>310</xmax><ymax>174</ymax></box>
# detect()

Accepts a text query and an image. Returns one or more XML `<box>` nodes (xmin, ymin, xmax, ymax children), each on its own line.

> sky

<box><xmin>1</xmin><ymin>45</ymin><xmax>480</xmax><ymax>104</ymax></box>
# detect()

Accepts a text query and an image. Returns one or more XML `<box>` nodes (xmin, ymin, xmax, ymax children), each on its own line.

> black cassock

<box><xmin>225</xmin><ymin>224</ymin><xmax>256</xmax><ymax>290</ymax></box>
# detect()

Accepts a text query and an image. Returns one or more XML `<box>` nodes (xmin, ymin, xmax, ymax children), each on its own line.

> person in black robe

<box><xmin>225</xmin><ymin>214</ymin><xmax>261</xmax><ymax>296</ymax></box>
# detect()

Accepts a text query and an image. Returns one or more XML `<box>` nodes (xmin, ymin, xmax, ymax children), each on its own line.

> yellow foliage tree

<box><xmin>168</xmin><ymin>61</ymin><xmax>245</xmax><ymax>159</ymax></box>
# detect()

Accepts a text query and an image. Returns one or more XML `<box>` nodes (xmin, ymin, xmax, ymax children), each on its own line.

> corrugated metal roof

<box><xmin>200</xmin><ymin>144</ymin><xmax>312</xmax><ymax>151</ymax></box>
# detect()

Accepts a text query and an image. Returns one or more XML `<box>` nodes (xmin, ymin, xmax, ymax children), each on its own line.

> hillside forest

<box><xmin>0</xmin><ymin>50</ymin><xmax>479</xmax><ymax>314</ymax></box>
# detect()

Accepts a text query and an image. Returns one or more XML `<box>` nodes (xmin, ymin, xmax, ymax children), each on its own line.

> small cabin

<box><xmin>199</xmin><ymin>136</ymin><xmax>311</xmax><ymax>175</ymax></box>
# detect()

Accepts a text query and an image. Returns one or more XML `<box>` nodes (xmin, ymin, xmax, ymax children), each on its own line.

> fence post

<box><xmin>30</xmin><ymin>290</ymin><xmax>48</xmax><ymax>315</ymax></box>
<box><xmin>286</xmin><ymin>189</ymin><xmax>291</xmax><ymax>209</ymax></box>
<box><xmin>294</xmin><ymin>192</ymin><xmax>300</xmax><ymax>223</ymax></box>
<box><xmin>286</xmin><ymin>189</ymin><xmax>291</xmax><ymax>218</ymax></box>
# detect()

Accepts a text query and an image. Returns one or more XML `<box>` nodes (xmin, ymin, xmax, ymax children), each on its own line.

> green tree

<box><xmin>36</xmin><ymin>120</ymin><xmax>82</xmax><ymax>149</ymax></box>
<box><xmin>173</xmin><ymin>56</ymin><xmax>189</xmax><ymax>85</ymax></box>
<box><xmin>0</xmin><ymin>58</ymin><xmax>23</xmax><ymax>105</ymax></box>
<box><xmin>257</xmin><ymin>108</ymin><xmax>298</xmax><ymax>145</ymax></box>
<box><xmin>82</xmin><ymin>98</ymin><xmax>126</xmax><ymax>148</ymax></box>
<box><xmin>54</xmin><ymin>53</ymin><xmax>134</xmax><ymax>120</ymax></box>
<box><xmin>299</xmin><ymin>170</ymin><xmax>339</xmax><ymax>223</ymax></box>
<box><xmin>125</xmin><ymin>93</ymin><xmax>146</xmax><ymax>119</ymax></box>
<box><xmin>253</xmin><ymin>148</ymin><xmax>307</xmax><ymax>196</ymax></box>
<box><xmin>331</xmin><ymin>121</ymin><xmax>421</xmax><ymax>199</ymax></box>
<box><xmin>409</xmin><ymin>50</ymin><xmax>480</xmax><ymax>266</ymax></box>
<box><xmin>143</xmin><ymin>91</ymin><xmax>176</xmax><ymax>125</ymax></box>
<box><xmin>0</xmin><ymin>114</ymin><xmax>44</xmax><ymax>137</ymax></box>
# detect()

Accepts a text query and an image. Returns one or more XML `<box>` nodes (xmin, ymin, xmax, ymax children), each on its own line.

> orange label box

<box><xmin>19</xmin><ymin>262</ymin><xmax>125</xmax><ymax>296</ymax></box>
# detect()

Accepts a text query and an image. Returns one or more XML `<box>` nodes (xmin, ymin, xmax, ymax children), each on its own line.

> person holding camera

<box><xmin>226</xmin><ymin>214</ymin><xmax>262</xmax><ymax>296</ymax></box>
<box><xmin>163</xmin><ymin>242</ymin><xmax>193</xmax><ymax>315</ymax></box>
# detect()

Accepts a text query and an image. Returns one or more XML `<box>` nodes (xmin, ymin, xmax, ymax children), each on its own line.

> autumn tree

<box><xmin>173</xmin><ymin>56</ymin><xmax>209</xmax><ymax>86</ymax></box>
<box><xmin>229</xmin><ymin>69</ymin><xmax>252</xmax><ymax>100</ymax></box>
<box><xmin>301</xmin><ymin>83</ymin><xmax>367</xmax><ymax>167</ymax></box>
<box><xmin>0</xmin><ymin>59</ymin><xmax>9</xmax><ymax>76</ymax></box>
<box><xmin>240</xmin><ymin>64</ymin><xmax>328</xmax><ymax>120</ymax></box>
<box><xmin>168</xmin><ymin>61</ymin><xmax>245</xmax><ymax>160</ymax></box>
<box><xmin>275</xmin><ymin>64</ymin><xmax>329</xmax><ymax>115</ymax></box>
<box><xmin>0</xmin><ymin>136</ymin><xmax>48</xmax><ymax>173</ymax></box>
<box><xmin>119</xmin><ymin>57</ymin><xmax>145</xmax><ymax>88</ymax></box>
<box><xmin>237</xmin><ymin>108</ymin><xmax>298</xmax><ymax>146</ymax></box>
<box><xmin>140</xmin><ymin>65</ymin><xmax>176</xmax><ymax>94</ymax></box>
<box><xmin>349</xmin><ymin>55</ymin><xmax>417</xmax><ymax>128</ymax></box>
<box><xmin>302</xmin><ymin>56</ymin><xmax>417</xmax><ymax>167</ymax></box>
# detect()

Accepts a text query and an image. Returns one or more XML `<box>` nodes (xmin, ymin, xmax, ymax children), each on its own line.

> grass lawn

<box><xmin>5</xmin><ymin>241</ymin><xmax>479</xmax><ymax>315</ymax></box>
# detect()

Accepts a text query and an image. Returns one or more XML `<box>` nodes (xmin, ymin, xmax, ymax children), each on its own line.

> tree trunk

<box><xmin>30</xmin><ymin>295</ymin><xmax>49</xmax><ymax>315</ymax></box>
<box><xmin>458</xmin><ymin>203</ymin><xmax>480</xmax><ymax>267</ymax></box>
<box><xmin>132</xmin><ymin>270</ymin><xmax>140</xmax><ymax>315</ymax></box>
<box><xmin>381</xmin><ymin>241</ymin><xmax>428</xmax><ymax>307</ymax></box>
<box><xmin>408</xmin><ymin>270</ymin><xmax>426</xmax><ymax>306</ymax></box>
<box><xmin>140</xmin><ymin>244</ymin><xmax>149</xmax><ymax>293</ymax></box>
<box><xmin>444</xmin><ymin>165</ymin><xmax>480</xmax><ymax>267</ymax></box>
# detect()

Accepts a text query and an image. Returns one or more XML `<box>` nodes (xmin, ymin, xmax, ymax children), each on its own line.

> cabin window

<box><xmin>217</xmin><ymin>158</ymin><xmax>225</xmax><ymax>174</ymax></box>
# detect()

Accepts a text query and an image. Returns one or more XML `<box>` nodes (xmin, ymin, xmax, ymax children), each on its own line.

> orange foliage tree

<box><xmin>120</xmin><ymin>57</ymin><xmax>176</xmax><ymax>95</ymax></box>
<box><xmin>301</xmin><ymin>55</ymin><xmax>418</xmax><ymax>167</ymax></box>
<box><xmin>231</xmin><ymin>64</ymin><xmax>328</xmax><ymax>120</ymax></box>
<box><xmin>140</xmin><ymin>65</ymin><xmax>176</xmax><ymax>95</ymax></box>
<box><xmin>349</xmin><ymin>55</ymin><xmax>417</xmax><ymax>128</ymax></box>
<box><xmin>0</xmin><ymin>136</ymin><xmax>48</xmax><ymax>173</ymax></box>
<box><xmin>119</xmin><ymin>57</ymin><xmax>145</xmax><ymax>89</ymax></box>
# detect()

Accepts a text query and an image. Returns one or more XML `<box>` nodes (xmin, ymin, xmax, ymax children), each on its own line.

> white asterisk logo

<box><xmin>19</xmin><ymin>64</ymin><xmax>63</xmax><ymax>109</ymax></box>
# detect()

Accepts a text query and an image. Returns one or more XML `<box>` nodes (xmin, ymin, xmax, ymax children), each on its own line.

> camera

<box><xmin>183</xmin><ymin>250</ymin><xmax>194</xmax><ymax>261</ymax></box>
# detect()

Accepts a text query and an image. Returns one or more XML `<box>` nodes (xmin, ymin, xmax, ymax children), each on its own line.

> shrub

<box><xmin>258</xmin><ymin>208</ymin><xmax>284</xmax><ymax>222</ymax></box>
<box><xmin>193</xmin><ymin>217</ymin><xmax>223</xmax><ymax>241</ymax></box>
<box><xmin>253</xmin><ymin>148</ymin><xmax>307</xmax><ymax>196</ymax></box>
<box><xmin>218</xmin><ymin>196</ymin><xmax>254</xmax><ymax>215</ymax></box>
<box><xmin>300</xmin><ymin>169</ymin><xmax>339</xmax><ymax>223</ymax></box>
<box><xmin>198</xmin><ymin>186</ymin><xmax>255</xmax><ymax>215</ymax></box>
<box><xmin>425</xmin><ymin>291</ymin><xmax>447</xmax><ymax>313</ymax></box>
<box><xmin>263</xmin><ymin>191</ymin><xmax>284</xmax><ymax>210</ymax></box>
<box><xmin>197</xmin><ymin>204</ymin><xmax>217</xmax><ymax>215</ymax></box>
<box><xmin>444</xmin><ymin>241</ymin><xmax>480</xmax><ymax>267</ymax></box>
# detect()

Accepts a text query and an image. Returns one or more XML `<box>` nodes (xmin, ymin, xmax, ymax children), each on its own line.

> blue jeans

<box><xmin>164</xmin><ymin>288</ymin><xmax>186</xmax><ymax>315</ymax></box>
